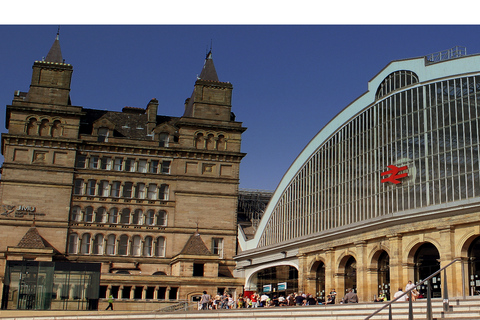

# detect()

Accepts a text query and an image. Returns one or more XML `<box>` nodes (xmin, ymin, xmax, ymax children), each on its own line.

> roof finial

<box><xmin>56</xmin><ymin>26</ymin><xmax>60</xmax><ymax>40</ymax></box>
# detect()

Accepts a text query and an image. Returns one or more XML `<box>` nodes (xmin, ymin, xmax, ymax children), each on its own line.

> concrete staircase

<box><xmin>2</xmin><ymin>297</ymin><xmax>480</xmax><ymax>320</ymax></box>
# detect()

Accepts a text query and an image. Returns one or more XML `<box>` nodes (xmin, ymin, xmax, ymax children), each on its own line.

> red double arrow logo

<box><xmin>381</xmin><ymin>165</ymin><xmax>408</xmax><ymax>184</ymax></box>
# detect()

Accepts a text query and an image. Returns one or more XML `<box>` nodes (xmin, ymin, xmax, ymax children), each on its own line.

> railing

<box><xmin>425</xmin><ymin>46</ymin><xmax>467</xmax><ymax>63</ymax></box>
<box><xmin>365</xmin><ymin>258</ymin><xmax>461</xmax><ymax>320</ymax></box>
<box><xmin>156</xmin><ymin>300</ymin><xmax>195</xmax><ymax>312</ymax></box>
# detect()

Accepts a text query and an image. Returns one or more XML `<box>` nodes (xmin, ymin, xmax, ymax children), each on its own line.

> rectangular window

<box><xmin>101</xmin><ymin>157</ymin><xmax>112</xmax><ymax>170</ymax></box>
<box><xmin>212</xmin><ymin>238</ymin><xmax>224</xmax><ymax>258</ymax></box>
<box><xmin>89</xmin><ymin>156</ymin><xmax>99</xmax><ymax>169</ymax></box>
<box><xmin>87</xmin><ymin>180</ymin><xmax>96</xmax><ymax>196</ymax></box>
<box><xmin>193</xmin><ymin>263</ymin><xmax>204</xmax><ymax>277</ymax></box>
<box><xmin>114</xmin><ymin>158</ymin><xmax>123</xmax><ymax>171</ymax></box>
<box><xmin>73</xmin><ymin>179</ymin><xmax>84</xmax><ymax>195</ymax></box>
<box><xmin>135</xmin><ymin>183</ymin><xmax>146</xmax><ymax>199</ymax></box>
<box><xmin>98</xmin><ymin>180</ymin><xmax>109</xmax><ymax>197</ymax></box>
<box><xmin>161</xmin><ymin>161</ymin><xmax>171</xmax><ymax>174</ymax></box>
<box><xmin>147</xmin><ymin>184</ymin><xmax>157</xmax><ymax>200</ymax></box>
<box><xmin>138</xmin><ymin>159</ymin><xmax>147</xmax><ymax>173</ymax></box>
<box><xmin>75</xmin><ymin>155</ymin><xmax>86</xmax><ymax>168</ymax></box>
<box><xmin>149</xmin><ymin>160</ymin><xmax>159</xmax><ymax>174</ymax></box>
<box><xmin>124</xmin><ymin>158</ymin><xmax>135</xmax><ymax>172</ymax></box>
<box><xmin>123</xmin><ymin>182</ymin><xmax>133</xmax><ymax>198</ymax></box>
<box><xmin>111</xmin><ymin>181</ymin><xmax>121</xmax><ymax>198</ymax></box>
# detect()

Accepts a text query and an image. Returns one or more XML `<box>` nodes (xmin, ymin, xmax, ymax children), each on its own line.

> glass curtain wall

<box><xmin>259</xmin><ymin>74</ymin><xmax>480</xmax><ymax>247</ymax></box>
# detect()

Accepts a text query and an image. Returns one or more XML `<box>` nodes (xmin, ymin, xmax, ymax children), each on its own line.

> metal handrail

<box><xmin>364</xmin><ymin>258</ymin><xmax>460</xmax><ymax>320</ymax></box>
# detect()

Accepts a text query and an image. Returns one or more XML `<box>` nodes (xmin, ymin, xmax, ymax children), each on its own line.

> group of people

<box><xmin>199</xmin><ymin>289</ymin><xmax>359</xmax><ymax>310</ymax></box>
<box><xmin>374</xmin><ymin>280</ymin><xmax>423</xmax><ymax>303</ymax></box>
<box><xmin>392</xmin><ymin>280</ymin><xmax>422</xmax><ymax>302</ymax></box>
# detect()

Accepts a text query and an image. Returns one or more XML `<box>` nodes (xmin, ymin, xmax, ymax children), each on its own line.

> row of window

<box><xmin>68</xmin><ymin>233</ymin><xmax>224</xmax><ymax>259</ymax></box>
<box><xmin>68</xmin><ymin>233</ymin><xmax>166</xmax><ymax>257</ymax></box>
<box><xmin>75</xmin><ymin>155</ymin><xmax>171</xmax><ymax>174</ymax></box>
<box><xmin>73</xmin><ymin>180</ymin><xmax>169</xmax><ymax>200</ymax></box>
<box><xmin>70</xmin><ymin>206</ymin><xmax>167</xmax><ymax>226</ymax></box>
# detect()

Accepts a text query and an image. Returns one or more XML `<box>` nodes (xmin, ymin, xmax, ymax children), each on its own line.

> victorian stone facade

<box><xmin>0</xmin><ymin>34</ymin><xmax>246</xmax><ymax>311</ymax></box>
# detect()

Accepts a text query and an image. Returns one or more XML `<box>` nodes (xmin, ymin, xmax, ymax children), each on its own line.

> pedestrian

<box><xmin>341</xmin><ymin>288</ymin><xmax>358</xmax><ymax>304</ymax></box>
<box><xmin>200</xmin><ymin>291</ymin><xmax>211</xmax><ymax>310</ymax></box>
<box><xmin>105</xmin><ymin>294</ymin><xmax>114</xmax><ymax>310</ymax></box>
<box><xmin>295</xmin><ymin>292</ymin><xmax>306</xmax><ymax>306</ymax></box>
<box><xmin>393</xmin><ymin>288</ymin><xmax>407</xmax><ymax>302</ymax></box>
<box><xmin>251</xmin><ymin>292</ymin><xmax>259</xmax><ymax>308</ymax></box>
<box><xmin>237</xmin><ymin>294</ymin><xmax>244</xmax><ymax>308</ymax></box>
<box><xmin>405</xmin><ymin>280</ymin><xmax>418</xmax><ymax>301</ymax></box>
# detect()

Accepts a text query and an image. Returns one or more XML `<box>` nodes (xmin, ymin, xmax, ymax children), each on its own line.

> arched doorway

<box><xmin>344</xmin><ymin>256</ymin><xmax>357</xmax><ymax>292</ymax></box>
<box><xmin>414</xmin><ymin>242</ymin><xmax>441</xmax><ymax>297</ymax></box>
<box><xmin>468</xmin><ymin>236</ymin><xmax>480</xmax><ymax>295</ymax></box>
<box><xmin>377</xmin><ymin>251</ymin><xmax>390</xmax><ymax>300</ymax></box>
<box><xmin>251</xmin><ymin>265</ymin><xmax>298</xmax><ymax>297</ymax></box>
<box><xmin>316</xmin><ymin>261</ymin><xmax>326</xmax><ymax>300</ymax></box>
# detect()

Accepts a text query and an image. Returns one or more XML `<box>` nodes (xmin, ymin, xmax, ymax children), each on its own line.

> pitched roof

<box><xmin>45</xmin><ymin>32</ymin><xmax>63</xmax><ymax>63</ymax></box>
<box><xmin>198</xmin><ymin>51</ymin><xmax>219</xmax><ymax>81</ymax></box>
<box><xmin>180</xmin><ymin>233</ymin><xmax>215</xmax><ymax>256</ymax></box>
<box><xmin>17</xmin><ymin>227</ymin><xmax>50</xmax><ymax>249</ymax></box>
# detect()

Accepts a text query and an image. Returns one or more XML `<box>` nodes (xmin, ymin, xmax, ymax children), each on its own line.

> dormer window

<box><xmin>98</xmin><ymin>127</ymin><xmax>109</xmax><ymax>142</ymax></box>
<box><xmin>159</xmin><ymin>133</ymin><xmax>169</xmax><ymax>147</ymax></box>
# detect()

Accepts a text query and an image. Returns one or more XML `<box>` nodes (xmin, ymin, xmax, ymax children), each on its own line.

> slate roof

<box><xmin>79</xmin><ymin>108</ymin><xmax>176</xmax><ymax>139</ymax></box>
<box><xmin>17</xmin><ymin>227</ymin><xmax>51</xmax><ymax>249</ymax></box>
<box><xmin>184</xmin><ymin>51</ymin><xmax>221</xmax><ymax>117</ymax></box>
<box><xmin>179</xmin><ymin>233</ymin><xmax>215</xmax><ymax>256</ymax></box>
<box><xmin>45</xmin><ymin>32</ymin><xmax>63</xmax><ymax>63</ymax></box>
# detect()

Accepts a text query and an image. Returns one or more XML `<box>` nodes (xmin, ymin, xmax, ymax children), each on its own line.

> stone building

<box><xmin>235</xmin><ymin>47</ymin><xmax>480</xmax><ymax>303</ymax></box>
<box><xmin>0</xmin><ymin>33</ymin><xmax>246</xmax><ymax>310</ymax></box>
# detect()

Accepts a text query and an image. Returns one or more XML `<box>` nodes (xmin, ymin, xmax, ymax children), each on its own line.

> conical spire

<box><xmin>198</xmin><ymin>50</ymin><xmax>219</xmax><ymax>81</ymax></box>
<box><xmin>45</xmin><ymin>29</ymin><xmax>63</xmax><ymax>63</ymax></box>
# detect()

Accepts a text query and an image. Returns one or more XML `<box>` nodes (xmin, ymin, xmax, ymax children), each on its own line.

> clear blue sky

<box><xmin>2</xmin><ymin>25</ymin><xmax>480</xmax><ymax>191</ymax></box>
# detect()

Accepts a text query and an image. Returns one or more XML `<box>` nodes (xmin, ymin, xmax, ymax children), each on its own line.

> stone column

<box><xmin>438</xmin><ymin>227</ymin><xmax>457</xmax><ymax>296</ymax></box>
<box><xmin>153</xmin><ymin>286</ymin><xmax>159</xmax><ymax>299</ymax></box>
<box><xmin>355</xmin><ymin>241</ymin><xmax>367</xmax><ymax>302</ymax></box>
<box><xmin>324</xmin><ymin>248</ymin><xmax>335</xmax><ymax>301</ymax></box>
<box><xmin>130</xmin><ymin>286</ymin><xmax>135</xmax><ymax>300</ymax></box>
<box><xmin>388</xmin><ymin>234</ymin><xmax>403</xmax><ymax>295</ymax></box>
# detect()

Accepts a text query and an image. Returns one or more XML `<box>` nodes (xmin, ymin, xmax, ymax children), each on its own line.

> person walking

<box><xmin>105</xmin><ymin>294</ymin><xmax>114</xmax><ymax>310</ymax></box>
<box><xmin>200</xmin><ymin>291</ymin><xmax>211</xmax><ymax>310</ymax></box>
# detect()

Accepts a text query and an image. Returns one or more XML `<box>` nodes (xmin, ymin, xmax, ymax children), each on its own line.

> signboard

<box><xmin>1</xmin><ymin>205</ymin><xmax>45</xmax><ymax>218</ymax></box>
<box><xmin>381</xmin><ymin>165</ymin><xmax>408</xmax><ymax>184</ymax></box>
<box><xmin>277</xmin><ymin>282</ymin><xmax>287</xmax><ymax>291</ymax></box>
<box><xmin>263</xmin><ymin>285</ymin><xmax>272</xmax><ymax>292</ymax></box>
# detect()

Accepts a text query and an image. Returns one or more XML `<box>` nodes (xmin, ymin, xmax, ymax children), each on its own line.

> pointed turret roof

<box><xmin>17</xmin><ymin>227</ymin><xmax>51</xmax><ymax>249</ymax></box>
<box><xmin>180</xmin><ymin>233</ymin><xmax>215</xmax><ymax>256</ymax></box>
<box><xmin>45</xmin><ymin>31</ymin><xmax>63</xmax><ymax>63</ymax></box>
<box><xmin>198</xmin><ymin>51</ymin><xmax>219</xmax><ymax>81</ymax></box>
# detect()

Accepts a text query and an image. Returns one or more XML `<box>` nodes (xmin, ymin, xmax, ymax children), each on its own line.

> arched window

<box><xmin>106</xmin><ymin>234</ymin><xmax>116</xmax><ymax>255</ymax></box>
<box><xmin>92</xmin><ymin>234</ymin><xmax>104</xmax><ymax>255</ymax></box>
<box><xmin>159</xmin><ymin>184</ymin><xmax>169</xmax><ymax>200</ymax></box>
<box><xmin>217</xmin><ymin>134</ymin><xmax>226</xmax><ymax>150</ymax></box>
<box><xmin>159</xmin><ymin>133</ymin><xmax>169</xmax><ymax>147</ymax></box>
<box><xmin>120</xmin><ymin>208</ymin><xmax>130</xmax><ymax>224</ymax></box>
<box><xmin>376</xmin><ymin>70</ymin><xmax>419</xmax><ymax>99</ymax></box>
<box><xmin>131</xmin><ymin>235</ymin><xmax>142</xmax><ymax>256</ymax></box>
<box><xmin>51</xmin><ymin>120</ymin><xmax>62</xmax><ymax>137</ymax></box>
<box><xmin>157</xmin><ymin>210</ymin><xmax>167</xmax><ymax>226</ymax></box>
<box><xmin>68</xmin><ymin>233</ymin><xmax>78</xmax><ymax>254</ymax></box>
<box><xmin>118</xmin><ymin>235</ymin><xmax>129</xmax><ymax>256</ymax></box>
<box><xmin>81</xmin><ymin>233</ymin><xmax>91</xmax><ymax>254</ymax></box>
<box><xmin>144</xmin><ymin>236</ymin><xmax>153</xmax><ymax>257</ymax></box>
<box><xmin>108</xmin><ymin>208</ymin><xmax>118</xmax><ymax>224</ymax></box>
<box><xmin>70</xmin><ymin>206</ymin><xmax>81</xmax><ymax>222</ymax></box>
<box><xmin>95</xmin><ymin>207</ymin><xmax>107</xmax><ymax>223</ymax></box>
<box><xmin>155</xmin><ymin>237</ymin><xmax>166</xmax><ymax>257</ymax></box>
<box><xmin>195</xmin><ymin>133</ymin><xmax>204</xmax><ymax>149</ymax></box>
<box><xmin>146</xmin><ymin>210</ymin><xmax>155</xmax><ymax>225</ymax></box>
<box><xmin>97</xmin><ymin>127</ymin><xmax>109</xmax><ymax>142</ymax></box>
<box><xmin>132</xmin><ymin>209</ymin><xmax>142</xmax><ymax>225</ymax></box>
<box><xmin>39</xmin><ymin>119</ymin><xmax>50</xmax><ymax>136</ymax></box>
<box><xmin>26</xmin><ymin>117</ymin><xmax>38</xmax><ymax>135</ymax></box>
<box><xmin>206</xmin><ymin>134</ymin><xmax>215</xmax><ymax>150</ymax></box>
<box><xmin>84</xmin><ymin>206</ymin><xmax>94</xmax><ymax>223</ymax></box>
